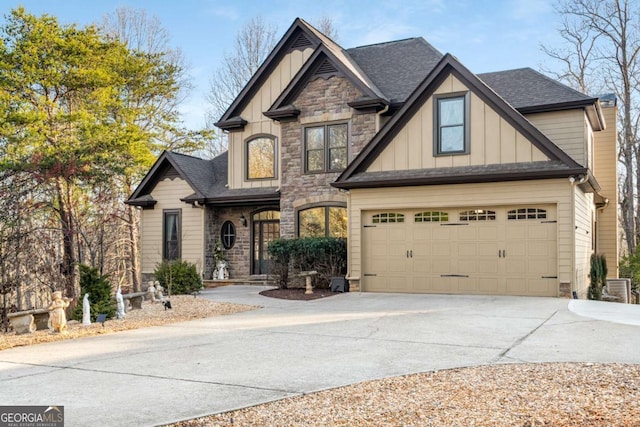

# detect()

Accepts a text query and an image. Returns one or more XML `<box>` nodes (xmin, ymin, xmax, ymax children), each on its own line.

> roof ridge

<box><xmin>348</xmin><ymin>37</ymin><xmax>424</xmax><ymax>50</ymax></box>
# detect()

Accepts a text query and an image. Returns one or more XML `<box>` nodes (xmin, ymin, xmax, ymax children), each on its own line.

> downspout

<box><xmin>375</xmin><ymin>103</ymin><xmax>390</xmax><ymax>133</ymax></box>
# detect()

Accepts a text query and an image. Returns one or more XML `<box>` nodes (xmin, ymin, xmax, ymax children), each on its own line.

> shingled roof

<box><xmin>478</xmin><ymin>67</ymin><xmax>597</xmax><ymax>110</ymax></box>
<box><xmin>347</xmin><ymin>38</ymin><xmax>443</xmax><ymax>103</ymax></box>
<box><xmin>126</xmin><ymin>151</ymin><xmax>279</xmax><ymax>207</ymax></box>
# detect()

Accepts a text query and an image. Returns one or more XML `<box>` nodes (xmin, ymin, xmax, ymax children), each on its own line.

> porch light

<box><xmin>239</xmin><ymin>214</ymin><xmax>247</xmax><ymax>227</ymax></box>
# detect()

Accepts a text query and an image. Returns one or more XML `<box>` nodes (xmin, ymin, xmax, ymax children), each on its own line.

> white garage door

<box><xmin>362</xmin><ymin>206</ymin><xmax>557</xmax><ymax>296</ymax></box>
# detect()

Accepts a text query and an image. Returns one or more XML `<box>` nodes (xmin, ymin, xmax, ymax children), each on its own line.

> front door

<box><xmin>252</xmin><ymin>210</ymin><xmax>280</xmax><ymax>275</ymax></box>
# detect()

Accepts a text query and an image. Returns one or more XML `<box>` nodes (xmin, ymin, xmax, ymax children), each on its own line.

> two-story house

<box><xmin>126</xmin><ymin>18</ymin><xmax>618</xmax><ymax>298</ymax></box>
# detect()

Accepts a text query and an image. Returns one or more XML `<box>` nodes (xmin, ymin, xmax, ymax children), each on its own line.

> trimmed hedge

<box><xmin>268</xmin><ymin>237</ymin><xmax>346</xmax><ymax>289</ymax></box>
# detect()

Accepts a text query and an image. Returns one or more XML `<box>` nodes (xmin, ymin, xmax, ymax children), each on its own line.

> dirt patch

<box><xmin>260</xmin><ymin>287</ymin><xmax>340</xmax><ymax>301</ymax></box>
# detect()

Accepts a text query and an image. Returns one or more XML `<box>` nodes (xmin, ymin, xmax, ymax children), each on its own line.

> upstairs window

<box><xmin>247</xmin><ymin>136</ymin><xmax>276</xmax><ymax>179</ymax></box>
<box><xmin>434</xmin><ymin>92</ymin><xmax>470</xmax><ymax>155</ymax></box>
<box><xmin>305</xmin><ymin>123</ymin><xmax>348</xmax><ymax>172</ymax></box>
<box><xmin>163</xmin><ymin>210</ymin><xmax>181</xmax><ymax>260</ymax></box>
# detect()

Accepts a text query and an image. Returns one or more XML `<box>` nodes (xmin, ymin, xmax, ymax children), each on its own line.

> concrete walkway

<box><xmin>1</xmin><ymin>286</ymin><xmax>638</xmax><ymax>426</ymax></box>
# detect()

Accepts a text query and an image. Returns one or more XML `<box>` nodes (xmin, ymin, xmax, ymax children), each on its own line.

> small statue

<box><xmin>155</xmin><ymin>281</ymin><xmax>164</xmax><ymax>300</ymax></box>
<box><xmin>147</xmin><ymin>282</ymin><xmax>156</xmax><ymax>303</ymax></box>
<box><xmin>82</xmin><ymin>293</ymin><xmax>91</xmax><ymax>325</ymax></box>
<box><xmin>48</xmin><ymin>291</ymin><xmax>70</xmax><ymax>333</ymax></box>
<box><xmin>116</xmin><ymin>286</ymin><xmax>125</xmax><ymax>319</ymax></box>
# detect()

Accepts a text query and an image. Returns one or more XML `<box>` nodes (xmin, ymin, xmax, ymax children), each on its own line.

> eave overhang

<box><xmin>518</xmin><ymin>99</ymin><xmax>605</xmax><ymax>131</ymax></box>
<box><xmin>347</xmin><ymin>97</ymin><xmax>389</xmax><ymax>112</ymax></box>
<box><xmin>213</xmin><ymin>116</ymin><xmax>248</xmax><ymax>132</ymax></box>
<box><xmin>262</xmin><ymin>105</ymin><xmax>301</xmax><ymax>121</ymax></box>
<box><xmin>332</xmin><ymin>166</ymin><xmax>589</xmax><ymax>190</ymax></box>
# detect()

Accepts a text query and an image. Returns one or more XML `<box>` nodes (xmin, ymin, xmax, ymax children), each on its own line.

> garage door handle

<box><xmin>410</xmin><ymin>250</ymin><xmax>413</xmax><ymax>258</ymax></box>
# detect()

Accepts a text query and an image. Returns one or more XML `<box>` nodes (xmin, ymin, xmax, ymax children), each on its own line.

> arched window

<box><xmin>246</xmin><ymin>136</ymin><xmax>276</xmax><ymax>179</ymax></box>
<box><xmin>459</xmin><ymin>210</ymin><xmax>496</xmax><ymax>221</ymax></box>
<box><xmin>372</xmin><ymin>212</ymin><xmax>405</xmax><ymax>223</ymax></box>
<box><xmin>507</xmin><ymin>208</ymin><xmax>547</xmax><ymax>220</ymax></box>
<box><xmin>415</xmin><ymin>211</ymin><xmax>449</xmax><ymax>222</ymax></box>
<box><xmin>298</xmin><ymin>206</ymin><xmax>347</xmax><ymax>238</ymax></box>
<box><xmin>220</xmin><ymin>221</ymin><xmax>236</xmax><ymax>249</ymax></box>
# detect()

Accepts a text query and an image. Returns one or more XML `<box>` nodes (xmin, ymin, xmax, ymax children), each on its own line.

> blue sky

<box><xmin>6</xmin><ymin>0</ymin><xmax>565</xmax><ymax>129</ymax></box>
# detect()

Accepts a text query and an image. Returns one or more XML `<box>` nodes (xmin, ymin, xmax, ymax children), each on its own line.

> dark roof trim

<box><xmin>332</xmin><ymin>167</ymin><xmax>588</xmax><ymax>190</ymax></box>
<box><xmin>185</xmin><ymin>193</ymin><xmax>280</xmax><ymax>207</ymax></box>
<box><xmin>263</xmin><ymin>105</ymin><xmax>300</xmax><ymax>121</ymax></box>
<box><xmin>126</xmin><ymin>151</ymin><xmax>203</xmax><ymax>203</ymax></box>
<box><xmin>266</xmin><ymin>45</ymin><xmax>387</xmax><ymax>115</ymax></box>
<box><xmin>215</xmin><ymin>116</ymin><xmax>248</xmax><ymax>131</ymax></box>
<box><xmin>216</xmin><ymin>18</ymin><xmax>322</xmax><ymax>125</ymax></box>
<box><xmin>124</xmin><ymin>196</ymin><xmax>157</xmax><ymax>207</ymax></box>
<box><xmin>347</xmin><ymin>97</ymin><xmax>388</xmax><ymax>111</ymax></box>
<box><xmin>336</xmin><ymin>54</ymin><xmax>583</xmax><ymax>183</ymax></box>
<box><xmin>518</xmin><ymin>99</ymin><xmax>605</xmax><ymax>132</ymax></box>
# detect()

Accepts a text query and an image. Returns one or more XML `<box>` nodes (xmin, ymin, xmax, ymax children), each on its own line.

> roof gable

<box><xmin>265</xmin><ymin>45</ymin><xmax>387</xmax><ymax>120</ymax></box>
<box><xmin>334</xmin><ymin>54</ymin><xmax>584</xmax><ymax>188</ymax></box>
<box><xmin>126</xmin><ymin>151</ymin><xmax>215</xmax><ymax>206</ymax></box>
<box><xmin>215</xmin><ymin>18</ymin><xmax>324</xmax><ymax>129</ymax></box>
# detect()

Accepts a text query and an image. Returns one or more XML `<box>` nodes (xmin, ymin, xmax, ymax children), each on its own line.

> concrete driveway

<box><xmin>1</xmin><ymin>286</ymin><xmax>638</xmax><ymax>426</ymax></box>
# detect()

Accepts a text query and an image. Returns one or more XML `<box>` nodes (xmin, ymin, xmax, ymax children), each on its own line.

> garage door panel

<box><xmin>363</xmin><ymin>205</ymin><xmax>558</xmax><ymax>297</ymax></box>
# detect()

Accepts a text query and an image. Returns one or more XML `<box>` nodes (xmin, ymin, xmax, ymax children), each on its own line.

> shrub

<box><xmin>71</xmin><ymin>264</ymin><xmax>116</xmax><ymax>321</ymax></box>
<box><xmin>620</xmin><ymin>248</ymin><xmax>640</xmax><ymax>293</ymax></box>
<box><xmin>154</xmin><ymin>259</ymin><xmax>203</xmax><ymax>295</ymax></box>
<box><xmin>268</xmin><ymin>237</ymin><xmax>347</xmax><ymax>289</ymax></box>
<box><xmin>267</xmin><ymin>239</ymin><xmax>293</xmax><ymax>289</ymax></box>
<box><xmin>588</xmin><ymin>254</ymin><xmax>607</xmax><ymax>300</ymax></box>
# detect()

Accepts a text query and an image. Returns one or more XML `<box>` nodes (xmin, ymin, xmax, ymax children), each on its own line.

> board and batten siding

<box><xmin>141</xmin><ymin>178</ymin><xmax>204</xmax><ymax>276</ymax></box>
<box><xmin>573</xmin><ymin>187</ymin><xmax>595</xmax><ymax>297</ymax></box>
<box><xmin>366</xmin><ymin>74</ymin><xmax>549</xmax><ymax>172</ymax></box>
<box><xmin>526</xmin><ymin>110</ymin><xmax>588</xmax><ymax>167</ymax></box>
<box><xmin>593</xmin><ymin>105</ymin><xmax>619</xmax><ymax>275</ymax></box>
<box><xmin>347</xmin><ymin>179</ymin><xmax>575</xmax><ymax>295</ymax></box>
<box><xmin>228</xmin><ymin>48</ymin><xmax>314</xmax><ymax>190</ymax></box>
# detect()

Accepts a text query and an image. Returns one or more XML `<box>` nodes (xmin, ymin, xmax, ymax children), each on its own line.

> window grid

<box><xmin>372</xmin><ymin>213</ymin><xmax>405</xmax><ymax>223</ymax></box>
<box><xmin>415</xmin><ymin>211</ymin><xmax>449</xmax><ymax>222</ymax></box>
<box><xmin>459</xmin><ymin>210</ymin><xmax>496</xmax><ymax>221</ymax></box>
<box><xmin>305</xmin><ymin>123</ymin><xmax>348</xmax><ymax>173</ymax></box>
<box><xmin>220</xmin><ymin>220</ymin><xmax>236</xmax><ymax>249</ymax></box>
<box><xmin>507</xmin><ymin>208</ymin><xmax>547</xmax><ymax>220</ymax></box>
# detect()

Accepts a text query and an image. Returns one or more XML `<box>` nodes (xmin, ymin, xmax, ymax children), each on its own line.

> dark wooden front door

<box><xmin>252</xmin><ymin>210</ymin><xmax>280</xmax><ymax>275</ymax></box>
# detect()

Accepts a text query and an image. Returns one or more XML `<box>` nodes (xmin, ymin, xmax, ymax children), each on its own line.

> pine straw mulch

<box><xmin>0</xmin><ymin>295</ymin><xmax>258</xmax><ymax>351</ymax></box>
<box><xmin>170</xmin><ymin>362</ymin><xmax>640</xmax><ymax>427</ymax></box>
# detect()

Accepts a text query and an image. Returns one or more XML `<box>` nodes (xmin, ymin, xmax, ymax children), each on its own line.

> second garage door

<box><xmin>362</xmin><ymin>206</ymin><xmax>557</xmax><ymax>296</ymax></box>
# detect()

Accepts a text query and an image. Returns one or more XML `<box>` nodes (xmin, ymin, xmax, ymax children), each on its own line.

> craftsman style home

<box><xmin>127</xmin><ymin>18</ymin><xmax>618</xmax><ymax>298</ymax></box>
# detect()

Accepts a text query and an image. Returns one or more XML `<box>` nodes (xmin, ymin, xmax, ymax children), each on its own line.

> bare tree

<box><xmin>314</xmin><ymin>16</ymin><xmax>339</xmax><ymax>42</ymax></box>
<box><xmin>544</xmin><ymin>0</ymin><xmax>640</xmax><ymax>254</ymax></box>
<box><xmin>206</xmin><ymin>16</ymin><xmax>340</xmax><ymax>156</ymax></box>
<box><xmin>207</xmin><ymin>17</ymin><xmax>278</xmax><ymax>131</ymax></box>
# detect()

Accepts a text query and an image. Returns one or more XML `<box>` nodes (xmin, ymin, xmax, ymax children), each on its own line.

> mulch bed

<box><xmin>260</xmin><ymin>288</ymin><xmax>340</xmax><ymax>301</ymax></box>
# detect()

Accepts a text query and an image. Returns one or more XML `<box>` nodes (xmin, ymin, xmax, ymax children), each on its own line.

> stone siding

<box><xmin>279</xmin><ymin>75</ymin><xmax>377</xmax><ymax>237</ymax></box>
<box><xmin>204</xmin><ymin>206</ymin><xmax>254</xmax><ymax>279</ymax></box>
